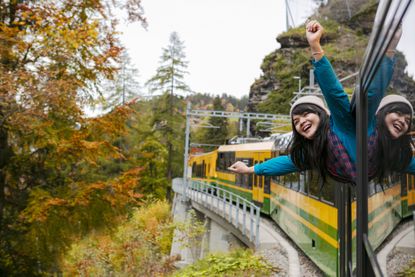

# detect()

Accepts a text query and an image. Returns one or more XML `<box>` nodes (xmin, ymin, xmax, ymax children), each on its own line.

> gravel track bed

<box><xmin>258</xmin><ymin>217</ymin><xmax>324</xmax><ymax>276</ymax></box>
<box><xmin>379</xmin><ymin>219</ymin><xmax>415</xmax><ymax>276</ymax></box>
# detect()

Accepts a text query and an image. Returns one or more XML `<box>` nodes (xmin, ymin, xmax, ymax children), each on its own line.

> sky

<box><xmin>117</xmin><ymin>0</ymin><xmax>415</xmax><ymax>99</ymax></box>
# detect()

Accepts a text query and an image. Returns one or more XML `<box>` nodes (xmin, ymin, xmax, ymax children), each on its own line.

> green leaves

<box><xmin>173</xmin><ymin>249</ymin><xmax>279</xmax><ymax>277</ymax></box>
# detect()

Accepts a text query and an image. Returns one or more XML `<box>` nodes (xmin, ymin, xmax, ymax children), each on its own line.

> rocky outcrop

<box><xmin>248</xmin><ymin>1</ymin><xmax>415</xmax><ymax>116</ymax></box>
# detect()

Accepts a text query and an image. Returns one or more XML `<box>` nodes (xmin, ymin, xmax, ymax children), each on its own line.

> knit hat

<box><xmin>290</xmin><ymin>95</ymin><xmax>330</xmax><ymax>117</ymax></box>
<box><xmin>376</xmin><ymin>94</ymin><xmax>414</xmax><ymax>115</ymax></box>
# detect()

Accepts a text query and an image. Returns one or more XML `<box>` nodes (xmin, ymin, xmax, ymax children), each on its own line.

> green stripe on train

<box><xmin>351</xmin><ymin>193</ymin><xmax>402</xmax><ymax>230</ymax></box>
<box><xmin>271</xmin><ymin>201</ymin><xmax>337</xmax><ymax>277</ymax></box>
<box><xmin>271</xmin><ymin>192</ymin><xmax>337</xmax><ymax>241</ymax></box>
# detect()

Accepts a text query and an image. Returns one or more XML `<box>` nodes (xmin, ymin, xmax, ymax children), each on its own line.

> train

<box><xmin>188</xmin><ymin>132</ymin><xmax>415</xmax><ymax>276</ymax></box>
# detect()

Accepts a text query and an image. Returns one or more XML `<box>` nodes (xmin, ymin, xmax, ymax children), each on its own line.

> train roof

<box><xmin>189</xmin><ymin>149</ymin><xmax>217</xmax><ymax>158</ymax></box>
<box><xmin>218</xmin><ymin>141</ymin><xmax>274</xmax><ymax>152</ymax></box>
<box><xmin>273</xmin><ymin>132</ymin><xmax>293</xmax><ymax>149</ymax></box>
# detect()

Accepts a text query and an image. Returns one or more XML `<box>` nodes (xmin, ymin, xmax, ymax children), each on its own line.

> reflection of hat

<box><xmin>376</xmin><ymin>94</ymin><xmax>414</xmax><ymax>116</ymax></box>
<box><xmin>290</xmin><ymin>96</ymin><xmax>330</xmax><ymax>117</ymax></box>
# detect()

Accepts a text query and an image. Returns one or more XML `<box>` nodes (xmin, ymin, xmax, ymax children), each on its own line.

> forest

<box><xmin>0</xmin><ymin>1</ymin><xmax>270</xmax><ymax>275</ymax></box>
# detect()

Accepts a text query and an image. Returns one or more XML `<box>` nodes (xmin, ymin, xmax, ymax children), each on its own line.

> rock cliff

<box><xmin>248</xmin><ymin>0</ymin><xmax>415</xmax><ymax>115</ymax></box>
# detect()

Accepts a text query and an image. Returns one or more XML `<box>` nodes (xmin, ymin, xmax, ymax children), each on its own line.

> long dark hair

<box><xmin>289</xmin><ymin>103</ymin><xmax>330</xmax><ymax>180</ymax></box>
<box><xmin>376</xmin><ymin>103</ymin><xmax>413</xmax><ymax>182</ymax></box>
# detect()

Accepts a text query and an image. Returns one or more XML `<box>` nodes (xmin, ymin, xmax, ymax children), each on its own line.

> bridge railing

<box><xmin>186</xmin><ymin>179</ymin><xmax>261</xmax><ymax>247</ymax></box>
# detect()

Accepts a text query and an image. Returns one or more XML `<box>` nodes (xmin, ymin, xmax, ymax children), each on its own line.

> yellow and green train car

<box><xmin>190</xmin><ymin>141</ymin><xmax>274</xmax><ymax>214</ymax></box>
<box><xmin>188</xmin><ymin>135</ymin><xmax>415</xmax><ymax>276</ymax></box>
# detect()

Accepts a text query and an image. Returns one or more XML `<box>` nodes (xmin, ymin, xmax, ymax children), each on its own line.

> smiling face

<box><xmin>292</xmin><ymin>111</ymin><xmax>321</xmax><ymax>140</ymax></box>
<box><xmin>384</xmin><ymin>111</ymin><xmax>411</xmax><ymax>139</ymax></box>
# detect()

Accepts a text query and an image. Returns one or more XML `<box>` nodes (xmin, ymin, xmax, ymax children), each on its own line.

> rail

<box><xmin>186</xmin><ymin>179</ymin><xmax>261</xmax><ymax>247</ymax></box>
<box><xmin>363</xmin><ymin>234</ymin><xmax>383</xmax><ymax>277</ymax></box>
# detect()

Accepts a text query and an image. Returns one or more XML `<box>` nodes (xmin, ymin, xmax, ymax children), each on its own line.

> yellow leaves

<box><xmin>62</xmin><ymin>201</ymin><xmax>175</xmax><ymax>276</ymax></box>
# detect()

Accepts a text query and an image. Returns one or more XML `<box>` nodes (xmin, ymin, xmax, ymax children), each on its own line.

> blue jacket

<box><xmin>254</xmin><ymin>56</ymin><xmax>394</xmax><ymax>176</ymax></box>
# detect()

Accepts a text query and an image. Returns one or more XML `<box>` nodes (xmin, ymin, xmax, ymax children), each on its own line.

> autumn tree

<box><xmin>0</xmin><ymin>0</ymin><xmax>146</xmax><ymax>274</ymax></box>
<box><xmin>146</xmin><ymin>32</ymin><xmax>190</xmax><ymax>195</ymax></box>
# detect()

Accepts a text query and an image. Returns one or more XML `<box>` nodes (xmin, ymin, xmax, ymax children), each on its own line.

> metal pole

<box><xmin>246</xmin><ymin>118</ymin><xmax>250</xmax><ymax>137</ymax></box>
<box><xmin>183</xmin><ymin>102</ymin><xmax>191</xmax><ymax>199</ymax></box>
<box><xmin>243</xmin><ymin>201</ymin><xmax>247</xmax><ymax>235</ymax></box>
<box><xmin>285</xmin><ymin>0</ymin><xmax>290</xmax><ymax>30</ymax></box>
<box><xmin>236</xmin><ymin>197</ymin><xmax>240</xmax><ymax>227</ymax></box>
<box><xmin>309</xmin><ymin>69</ymin><xmax>315</xmax><ymax>89</ymax></box>
<box><xmin>356</xmin><ymin>85</ymin><xmax>370</xmax><ymax>277</ymax></box>
<box><xmin>250</xmin><ymin>204</ymin><xmax>254</xmax><ymax>242</ymax></box>
<box><xmin>239</xmin><ymin>118</ymin><xmax>243</xmax><ymax>133</ymax></box>
<box><xmin>255</xmin><ymin>207</ymin><xmax>260</xmax><ymax>247</ymax></box>
<box><xmin>229</xmin><ymin>194</ymin><xmax>233</xmax><ymax>222</ymax></box>
<box><xmin>345</xmin><ymin>0</ymin><xmax>352</xmax><ymax>19</ymax></box>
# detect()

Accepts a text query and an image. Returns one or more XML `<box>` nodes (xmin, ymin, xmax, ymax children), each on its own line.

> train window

<box><xmin>264</xmin><ymin>176</ymin><xmax>271</xmax><ymax>194</ymax></box>
<box><xmin>298</xmin><ymin>172</ymin><xmax>306</xmax><ymax>194</ymax></box>
<box><xmin>320</xmin><ymin>177</ymin><xmax>335</xmax><ymax>205</ymax></box>
<box><xmin>308</xmin><ymin>170</ymin><xmax>321</xmax><ymax>200</ymax></box>
<box><xmin>290</xmin><ymin>173</ymin><xmax>301</xmax><ymax>191</ymax></box>
<box><xmin>228</xmin><ymin>152</ymin><xmax>236</xmax><ymax>168</ymax></box>
<box><xmin>263</xmin><ymin>158</ymin><xmax>271</xmax><ymax>194</ymax></box>
<box><xmin>284</xmin><ymin>173</ymin><xmax>298</xmax><ymax>189</ymax></box>
<box><xmin>235</xmin><ymin>158</ymin><xmax>253</xmax><ymax>189</ymax></box>
<box><xmin>192</xmin><ymin>162</ymin><xmax>196</xmax><ymax>177</ymax></box>
<box><xmin>216</xmin><ymin>151</ymin><xmax>236</xmax><ymax>172</ymax></box>
<box><xmin>216</xmin><ymin>152</ymin><xmax>224</xmax><ymax>171</ymax></box>
<box><xmin>272</xmin><ymin>175</ymin><xmax>281</xmax><ymax>184</ymax></box>
<box><xmin>368</xmin><ymin>180</ymin><xmax>377</xmax><ymax>196</ymax></box>
<box><xmin>401</xmin><ymin>173</ymin><xmax>408</xmax><ymax>196</ymax></box>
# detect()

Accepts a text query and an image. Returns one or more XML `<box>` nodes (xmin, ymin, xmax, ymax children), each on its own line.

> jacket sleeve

<box><xmin>367</xmin><ymin>56</ymin><xmax>394</xmax><ymax>131</ymax></box>
<box><xmin>313</xmin><ymin>56</ymin><xmax>354</xmax><ymax>133</ymax></box>
<box><xmin>254</xmin><ymin>155</ymin><xmax>299</xmax><ymax>176</ymax></box>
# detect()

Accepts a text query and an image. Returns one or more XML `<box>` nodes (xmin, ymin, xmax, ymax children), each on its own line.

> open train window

<box><xmin>320</xmin><ymin>177</ymin><xmax>335</xmax><ymax>205</ymax></box>
<box><xmin>307</xmin><ymin>170</ymin><xmax>321</xmax><ymax>200</ymax></box>
<box><xmin>216</xmin><ymin>152</ymin><xmax>225</xmax><ymax>171</ymax></box>
<box><xmin>272</xmin><ymin>175</ymin><xmax>281</xmax><ymax>184</ymax></box>
<box><xmin>263</xmin><ymin>158</ymin><xmax>271</xmax><ymax>194</ymax></box>
<box><xmin>401</xmin><ymin>173</ymin><xmax>408</xmax><ymax>196</ymax></box>
<box><xmin>298</xmin><ymin>172</ymin><xmax>307</xmax><ymax>194</ymax></box>
<box><xmin>409</xmin><ymin>175</ymin><xmax>415</xmax><ymax>190</ymax></box>
<box><xmin>283</xmin><ymin>173</ymin><xmax>299</xmax><ymax>189</ymax></box>
<box><xmin>368</xmin><ymin>180</ymin><xmax>377</xmax><ymax>196</ymax></box>
<box><xmin>216</xmin><ymin>151</ymin><xmax>235</xmax><ymax>172</ymax></box>
<box><xmin>192</xmin><ymin>162</ymin><xmax>197</xmax><ymax>177</ymax></box>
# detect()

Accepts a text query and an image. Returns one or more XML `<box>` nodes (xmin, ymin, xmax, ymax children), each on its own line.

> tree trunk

<box><xmin>0</xmin><ymin>127</ymin><xmax>12</xmax><ymax>227</ymax></box>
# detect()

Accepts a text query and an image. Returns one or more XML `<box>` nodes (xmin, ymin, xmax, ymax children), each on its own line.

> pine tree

<box><xmin>205</xmin><ymin>96</ymin><xmax>229</xmax><ymax>145</ymax></box>
<box><xmin>104</xmin><ymin>51</ymin><xmax>141</xmax><ymax>109</ymax></box>
<box><xmin>146</xmin><ymin>32</ymin><xmax>190</xmax><ymax>97</ymax></box>
<box><xmin>146</xmin><ymin>32</ymin><xmax>190</xmax><ymax>198</ymax></box>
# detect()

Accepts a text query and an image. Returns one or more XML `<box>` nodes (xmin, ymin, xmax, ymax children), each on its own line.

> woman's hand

<box><xmin>228</xmin><ymin>161</ymin><xmax>254</xmax><ymax>174</ymax></box>
<box><xmin>306</xmin><ymin>20</ymin><xmax>324</xmax><ymax>46</ymax></box>
<box><xmin>306</xmin><ymin>20</ymin><xmax>324</xmax><ymax>61</ymax></box>
<box><xmin>386</xmin><ymin>24</ymin><xmax>402</xmax><ymax>57</ymax></box>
